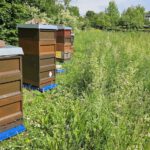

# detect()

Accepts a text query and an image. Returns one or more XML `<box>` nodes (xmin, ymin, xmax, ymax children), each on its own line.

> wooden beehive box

<box><xmin>57</xmin><ymin>26</ymin><xmax>71</xmax><ymax>38</ymax></box>
<box><xmin>56</xmin><ymin>26</ymin><xmax>72</xmax><ymax>60</ymax></box>
<box><xmin>17</xmin><ymin>24</ymin><xmax>57</xmax><ymax>88</ymax></box>
<box><xmin>0</xmin><ymin>46</ymin><xmax>24</xmax><ymax>133</ymax></box>
<box><xmin>0</xmin><ymin>40</ymin><xmax>5</xmax><ymax>48</ymax></box>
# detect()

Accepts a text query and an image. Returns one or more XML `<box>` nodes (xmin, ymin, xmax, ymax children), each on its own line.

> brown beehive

<box><xmin>0</xmin><ymin>40</ymin><xmax>5</xmax><ymax>48</ymax></box>
<box><xmin>56</xmin><ymin>26</ymin><xmax>73</xmax><ymax>61</ymax></box>
<box><xmin>71</xmin><ymin>32</ymin><xmax>75</xmax><ymax>53</ymax></box>
<box><xmin>17</xmin><ymin>24</ymin><xmax>57</xmax><ymax>88</ymax></box>
<box><xmin>0</xmin><ymin>46</ymin><xmax>24</xmax><ymax>133</ymax></box>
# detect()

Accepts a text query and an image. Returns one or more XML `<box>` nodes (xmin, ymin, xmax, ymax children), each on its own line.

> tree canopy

<box><xmin>106</xmin><ymin>1</ymin><xmax>120</xmax><ymax>27</ymax></box>
<box><xmin>120</xmin><ymin>6</ymin><xmax>145</xmax><ymax>29</ymax></box>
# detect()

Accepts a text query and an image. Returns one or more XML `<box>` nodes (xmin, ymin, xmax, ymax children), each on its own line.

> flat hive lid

<box><xmin>17</xmin><ymin>24</ymin><xmax>58</xmax><ymax>30</ymax></box>
<box><xmin>0</xmin><ymin>46</ymin><xmax>24</xmax><ymax>57</ymax></box>
<box><xmin>57</xmin><ymin>25</ymin><xmax>72</xmax><ymax>30</ymax></box>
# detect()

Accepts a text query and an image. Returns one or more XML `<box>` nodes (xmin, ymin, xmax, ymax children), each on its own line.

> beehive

<box><xmin>0</xmin><ymin>46</ymin><xmax>25</xmax><ymax>140</ymax></box>
<box><xmin>71</xmin><ymin>32</ymin><xmax>75</xmax><ymax>54</ymax></box>
<box><xmin>56</xmin><ymin>26</ymin><xmax>72</xmax><ymax>61</ymax></box>
<box><xmin>17</xmin><ymin>24</ymin><xmax>57</xmax><ymax>89</ymax></box>
<box><xmin>0</xmin><ymin>40</ymin><xmax>5</xmax><ymax>48</ymax></box>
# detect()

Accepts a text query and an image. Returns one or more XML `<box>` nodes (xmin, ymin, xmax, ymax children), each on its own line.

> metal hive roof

<box><xmin>0</xmin><ymin>46</ymin><xmax>23</xmax><ymax>57</ymax></box>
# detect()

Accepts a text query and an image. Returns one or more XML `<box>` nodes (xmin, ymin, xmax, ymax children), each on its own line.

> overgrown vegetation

<box><xmin>1</xmin><ymin>30</ymin><xmax>150</xmax><ymax>150</ymax></box>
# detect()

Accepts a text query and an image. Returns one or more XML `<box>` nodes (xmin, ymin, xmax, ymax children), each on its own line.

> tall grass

<box><xmin>1</xmin><ymin>30</ymin><xmax>150</xmax><ymax>150</ymax></box>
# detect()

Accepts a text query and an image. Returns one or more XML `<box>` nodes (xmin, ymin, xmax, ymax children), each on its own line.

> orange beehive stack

<box><xmin>56</xmin><ymin>26</ymin><xmax>73</xmax><ymax>61</ymax></box>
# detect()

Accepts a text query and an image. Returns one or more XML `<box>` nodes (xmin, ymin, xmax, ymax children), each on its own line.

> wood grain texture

<box><xmin>56</xmin><ymin>43</ymin><xmax>72</xmax><ymax>52</ymax></box>
<box><xmin>0</xmin><ymin>119</ymin><xmax>23</xmax><ymax>132</ymax></box>
<box><xmin>39</xmin><ymin>44</ymin><xmax>56</xmax><ymax>55</ymax></box>
<box><xmin>57</xmin><ymin>37</ymin><xmax>71</xmax><ymax>44</ymax></box>
<box><xmin>57</xmin><ymin>30</ymin><xmax>71</xmax><ymax>38</ymax></box>
<box><xmin>0</xmin><ymin>56</ymin><xmax>23</xmax><ymax>132</ymax></box>
<box><xmin>22</xmin><ymin>55</ymin><xmax>56</xmax><ymax>87</ymax></box>
<box><xmin>0</xmin><ymin>58</ymin><xmax>20</xmax><ymax>72</ymax></box>
<box><xmin>18</xmin><ymin>28</ymin><xmax>56</xmax><ymax>88</ymax></box>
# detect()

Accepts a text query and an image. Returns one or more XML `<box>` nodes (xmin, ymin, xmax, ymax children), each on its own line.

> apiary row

<box><xmin>0</xmin><ymin>24</ymin><xmax>74</xmax><ymax>141</ymax></box>
<box><xmin>18</xmin><ymin>24</ymin><xmax>74</xmax><ymax>88</ymax></box>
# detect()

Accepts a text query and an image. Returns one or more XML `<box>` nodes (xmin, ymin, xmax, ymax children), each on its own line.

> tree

<box><xmin>24</xmin><ymin>0</ymin><xmax>62</xmax><ymax>17</ymax></box>
<box><xmin>55</xmin><ymin>9</ymin><xmax>80</xmax><ymax>31</ymax></box>
<box><xmin>69</xmin><ymin>6</ymin><xmax>80</xmax><ymax>17</ymax></box>
<box><xmin>86</xmin><ymin>11</ymin><xmax>96</xmax><ymax>18</ymax></box>
<box><xmin>96</xmin><ymin>12</ymin><xmax>111</xmax><ymax>29</ymax></box>
<box><xmin>63</xmin><ymin>0</ymin><xmax>71</xmax><ymax>10</ymax></box>
<box><xmin>105</xmin><ymin>1</ymin><xmax>120</xmax><ymax>27</ymax></box>
<box><xmin>0</xmin><ymin>1</ymin><xmax>34</xmax><ymax>44</ymax></box>
<box><xmin>120</xmin><ymin>5</ymin><xmax>145</xmax><ymax>29</ymax></box>
<box><xmin>85</xmin><ymin>11</ymin><xmax>98</xmax><ymax>27</ymax></box>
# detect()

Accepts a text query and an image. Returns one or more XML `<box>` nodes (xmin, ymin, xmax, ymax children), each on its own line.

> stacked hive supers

<box><xmin>56</xmin><ymin>26</ymin><xmax>72</xmax><ymax>61</ymax></box>
<box><xmin>0</xmin><ymin>46</ymin><xmax>24</xmax><ymax>134</ymax></box>
<box><xmin>18</xmin><ymin>24</ymin><xmax>57</xmax><ymax>89</ymax></box>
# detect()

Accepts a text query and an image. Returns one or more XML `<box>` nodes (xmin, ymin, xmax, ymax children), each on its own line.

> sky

<box><xmin>70</xmin><ymin>0</ymin><xmax>150</xmax><ymax>16</ymax></box>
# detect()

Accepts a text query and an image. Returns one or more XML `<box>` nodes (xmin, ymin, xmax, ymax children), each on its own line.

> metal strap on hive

<box><xmin>0</xmin><ymin>40</ymin><xmax>5</xmax><ymax>48</ymax></box>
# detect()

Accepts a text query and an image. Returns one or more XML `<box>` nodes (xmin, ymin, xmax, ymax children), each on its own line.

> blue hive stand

<box><xmin>56</xmin><ymin>69</ymin><xmax>65</xmax><ymax>73</ymax></box>
<box><xmin>23</xmin><ymin>83</ymin><xmax>58</xmax><ymax>92</ymax></box>
<box><xmin>0</xmin><ymin>125</ymin><xmax>26</xmax><ymax>142</ymax></box>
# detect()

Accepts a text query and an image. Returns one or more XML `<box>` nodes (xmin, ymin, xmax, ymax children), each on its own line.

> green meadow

<box><xmin>1</xmin><ymin>30</ymin><xmax>150</xmax><ymax>150</ymax></box>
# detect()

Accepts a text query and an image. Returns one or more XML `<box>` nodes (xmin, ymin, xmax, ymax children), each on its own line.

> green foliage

<box><xmin>0</xmin><ymin>1</ymin><xmax>39</xmax><ymax>44</ymax></box>
<box><xmin>85</xmin><ymin>11</ymin><xmax>98</xmax><ymax>27</ymax></box>
<box><xmin>55</xmin><ymin>9</ymin><xmax>82</xmax><ymax>31</ymax></box>
<box><xmin>105</xmin><ymin>1</ymin><xmax>120</xmax><ymax>27</ymax></box>
<box><xmin>120</xmin><ymin>5</ymin><xmax>145</xmax><ymax>30</ymax></box>
<box><xmin>63</xmin><ymin>0</ymin><xmax>71</xmax><ymax>9</ymax></box>
<box><xmin>25</xmin><ymin>0</ymin><xmax>62</xmax><ymax>17</ymax></box>
<box><xmin>1</xmin><ymin>30</ymin><xmax>150</xmax><ymax>149</ymax></box>
<box><xmin>97</xmin><ymin>12</ymin><xmax>111</xmax><ymax>29</ymax></box>
<box><xmin>69</xmin><ymin>6</ymin><xmax>80</xmax><ymax>17</ymax></box>
<box><xmin>84</xmin><ymin>1</ymin><xmax>148</xmax><ymax>30</ymax></box>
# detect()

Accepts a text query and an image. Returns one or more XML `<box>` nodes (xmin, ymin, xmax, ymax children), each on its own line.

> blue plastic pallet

<box><xmin>23</xmin><ymin>83</ymin><xmax>58</xmax><ymax>92</ymax></box>
<box><xmin>0</xmin><ymin>125</ymin><xmax>26</xmax><ymax>142</ymax></box>
<box><xmin>56</xmin><ymin>69</ymin><xmax>65</xmax><ymax>73</ymax></box>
